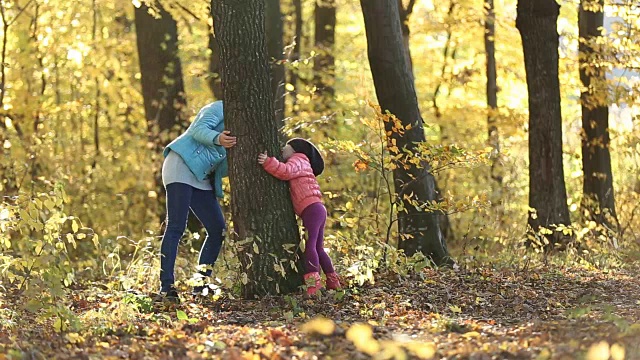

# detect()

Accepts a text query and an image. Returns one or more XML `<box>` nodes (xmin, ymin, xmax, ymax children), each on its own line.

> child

<box><xmin>257</xmin><ymin>138</ymin><xmax>341</xmax><ymax>295</ymax></box>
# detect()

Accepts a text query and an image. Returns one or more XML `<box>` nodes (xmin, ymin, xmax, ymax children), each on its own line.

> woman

<box><xmin>156</xmin><ymin>100</ymin><xmax>235</xmax><ymax>303</ymax></box>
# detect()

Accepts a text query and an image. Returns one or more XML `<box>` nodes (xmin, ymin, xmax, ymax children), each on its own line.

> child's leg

<box><xmin>160</xmin><ymin>183</ymin><xmax>194</xmax><ymax>292</ymax></box>
<box><xmin>312</xmin><ymin>205</ymin><xmax>341</xmax><ymax>289</ymax></box>
<box><xmin>301</xmin><ymin>203</ymin><xmax>324</xmax><ymax>274</ymax></box>
<box><xmin>190</xmin><ymin>188</ymin><xmax>226</xmax><ymax>280</ymax></box>
<box><xmin>315</xmin><ymin>208</ymin><xmax>335</xmax><ymax>274</ymax></box>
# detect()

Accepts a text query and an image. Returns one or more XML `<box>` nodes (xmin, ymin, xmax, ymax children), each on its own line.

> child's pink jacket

<box><xmin>262</xmin><ymin>153</ymin><xmax>322</xmax><ymax>215</ymax></box>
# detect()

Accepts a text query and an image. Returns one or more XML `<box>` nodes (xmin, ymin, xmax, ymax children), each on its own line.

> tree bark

<box><xmin>134</xmin><ymin>2</ymin><xmax>187</xmax><ymax>138</ymax></box>
<box><xmin>485</xmin><ymin>0</ymin><xmax>501</xmax><ymax>183</ymax></box>
<box><xmin>361</xmin><ymin>0</ymin><xmax>452</xmax><ymax>265</ymax></box>
<box><xmin>516</xmin><ymin>0</ymin><xmax>571</xmax><ymax>246</ymax></box>
<box><xmin>579</xmin><ymin>0</ymin><xmax>617</xmax><ymax>228</ymax></box>
<box><xmin>397</xmin><ymin>0</ymin><xmax>416</xmax><ymax>75</ymax></box>
<box><xmin>484</xmin><ymin>0</ymin><xmax>497</xmax><ymax>131</ymax></box>
<box><xmin>313</xmin><ymin>0</ymin><xmax>336</xmax><ymax>110</ymax></box>
<box><xmin>212</xmin><ymin>0</ymin><xmax>303</xmax><ymax>298</ymax></box>
<box><xmin>287</xmin><ymin>0</ymin><xmax>303</xmax><ymax>112</ymax></box>
<box><xmin>207</xmin><ymin>18</ymin><xmax>223</xmax><ymax>100</ymax></box>
<box><xmin>266</xmin><ymin>0</ymin><xmax>286</xmax><ymax>124</ymax></box>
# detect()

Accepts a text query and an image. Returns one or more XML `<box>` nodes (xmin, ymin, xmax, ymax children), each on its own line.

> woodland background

<box><xmin>0</xmin><ymin>0</ymin><xmax>640</xmax><ymax>359</ymax></box>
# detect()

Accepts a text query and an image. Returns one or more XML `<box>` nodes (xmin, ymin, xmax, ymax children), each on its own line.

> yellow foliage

<box><xmin>586</xmin><ymin>341</ymin><xmax>611</xmax><ymax>360</ymax></box>
<box><xmin>300</xmin><ymin>317</ymin><xmax>335</xmax><ymax>336</ymax></box>
<box><xmin>346</xmin><ymin>323</ymin><xmax>380</xmax><ymax>355</ymax></box>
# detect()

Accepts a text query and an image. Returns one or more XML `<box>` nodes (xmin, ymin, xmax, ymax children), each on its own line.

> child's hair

<box><xmin>287</xmin><ymin>138</ymin><xmax>324</xmax><ymax>176</ymax></box>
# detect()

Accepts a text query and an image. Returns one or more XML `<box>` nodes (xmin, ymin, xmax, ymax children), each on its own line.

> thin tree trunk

<box><xmin>29</xmin><ymin>2</ymin><xmax>45</xmax><ymax>194</ymax></box>
<box><xmin>432</xmin><ymin>1</ymin><xmax>456</xmax><ymax>125</ymax></box>
<box><xmin>134</xmin><ymin>1</ymin><xmax>187</xmax><ymax>139</ymax></box>
<box><xmin>579</xmin><ymin>0</ymin><xmax>617</xmax><ymax>228</ymax></box>
<box><xmin>313</xmin><ymin>0</ymin><xmax>336</xmax><ymax>110</ymax></box>
<box><xmin>397</xmin><ymin>0</ymin><xmax>416</xmax><ymax>75</ymax></box>
<box><xmin>212</xmin><ymin>0</ymin><xmax>303</xmax><ymax>298</ymax></box>
<box><xmin>361</xmin><ymin>0</ymin><xmax>452</xmax><ymax>266</ymax></box>
<box><xmin>0</xmin><ymin>0</ymin><xmax>30</xmax><ymax>109</ymax></box>
<box><xmin>485</xmin><ymin>0</ymin><xmax>501</xmax><ymax>183</ymax></box>
<box><xmin>92</xmin><ymin>0</ymin><xmax>100</xmax><ymax>168</ymax></box>
<box><xmin>429</xmin><ymin>0</ymin><xmax>456</xmax><ymax>240</ymax></box>
<box><xmin>516</xmin><ymin>0</ymin><xmax>571</xmax><ymax>246</ymax></box>
<box><xmin>0</xmin><ymin>5</ymin><xmax>8</xmax><ymax>110</ymax></box>
<box><xmin>266</xmin><ymin>0</ymin><xmax>286</xmax><ymax>124</ymax></box>
<box><xmin>135</xmin><ymin>1</ymin><xmax>188</xmax><ymax>227</ymax></box>
<box><xmin>0</xmin><ymin>0</ymin><xmax>28</xmax><ymax>174</ymax></box>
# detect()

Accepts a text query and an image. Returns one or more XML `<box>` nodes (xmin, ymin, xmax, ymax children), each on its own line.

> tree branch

<box><xmin>432</xmin><ymin>1</ymin><xmax>457</xmax><ymax>119</ymax></box>
<box><xmin>6</xmin><ymin>0</ymin><xmax>35</xmax><ymax>27</ymax></box>
<box><xmin>171</xmin><ymin>2</ymin><xmax>200</xmax><ymax>21</ymax></box>
<box><xmin>406</xmin><ymin>0</ymin><xmax>416</xmax><ymax>15</ymax></box>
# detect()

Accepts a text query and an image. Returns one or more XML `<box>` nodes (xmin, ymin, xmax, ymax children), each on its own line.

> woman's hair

<box><xmin>287</xmin><ymin>138</ymin><xmax>324</xmax><ymax>176</ymax></box>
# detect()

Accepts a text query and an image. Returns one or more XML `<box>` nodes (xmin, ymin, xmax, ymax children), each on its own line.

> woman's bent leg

<box><xmin>160</xmin><ymin>183</ymin><xmax>193</xmax><ymax>291</ymax></box>
<box><xmin>190</xmin><ymin>188</ymin><xmax>226</xmax><ymax>280</ymax></box>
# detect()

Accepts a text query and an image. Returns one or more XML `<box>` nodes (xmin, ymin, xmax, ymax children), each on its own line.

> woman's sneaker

<box><xmin>154</xmin><ymin>286</ymin><xmax>180</xmax><ymax>304</ymax></box>
<box><xmin>191</xmin><ymin>283</ymin><xmax>221</xmax><ymax>301</ymax></box>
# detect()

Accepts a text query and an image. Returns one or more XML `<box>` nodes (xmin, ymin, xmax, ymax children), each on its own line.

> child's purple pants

<box><xmin>300</xmin><ymin>202</ymin><xmax>335</xmax><ymax>274</ymax></box>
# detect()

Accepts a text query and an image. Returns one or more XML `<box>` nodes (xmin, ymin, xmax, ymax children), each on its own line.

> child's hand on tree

<box><xmin>257</xmin><ymin>151</ymin><xmax>268</xmax><ymax>165</ymax></box>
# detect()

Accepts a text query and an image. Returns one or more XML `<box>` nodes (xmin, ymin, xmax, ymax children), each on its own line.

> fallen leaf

<box><xmin>610</xmin><ymin>343</ymin><xmax>625</xmax><ymax>360</ymax></box>
<box><xmin>346</xmin><ymin>323</ymin><xmax>380</xmax><ymax>355</ymax></box>
<box><xmin>64</xmin><ymin>333</ymin><xmax>84</xmax><ymax>344</ymax></box>
<box><xmin>300</xmin><ymin>317</ymin><xmax>335</xmax><ymax>336</ymax></box>
<box><xmin>586</xmin><ymin>341</ymin><xmax>610</xmax><ymax>360</ymax></box>
<box><xmin>462</xmin><ymin>331</ymin><xmax>481</xmax><ymax>339</ymax></box>
<box><xmin>405</xmin><ymin>342</ymin><xmax>436</xmax><ymax>359</ymax></box>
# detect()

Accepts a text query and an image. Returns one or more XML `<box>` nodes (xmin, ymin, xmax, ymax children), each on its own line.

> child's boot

<box><xmin>325</xmin><ymin>272</ymin><xmax>342</xmax><ymax>290</ymax></box>
<box><xmin>303</xmin><ymin>272</ymin><xmax>322</xmax><ymax>296</ymax></box>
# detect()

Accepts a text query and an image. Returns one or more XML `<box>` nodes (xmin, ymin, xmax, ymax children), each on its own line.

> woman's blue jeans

<box><xmin>160</xmin><ymin>182</ymin><xmax>225</xmax><ymax>292</ymax></box>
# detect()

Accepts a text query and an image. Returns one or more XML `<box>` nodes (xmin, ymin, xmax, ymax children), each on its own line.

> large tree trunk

<box><xmin>485</xmin><ymin>0</ymin><xmax>501</xmax><ymax>183</ymax></box>
<box><xmin>313</xmin><ymin>0</ymin><xmax>336</xmax><ymax>110</ymax></box>
<box><xmin>134</xmin><ymin>2</ymin><xmax>187</xmax><ymax>138</ymax></box>
<box><xmin>212</xmin><ymin>0</ymin><xmax>303</xmax><ymax>298</ymax></box>
<box><xmin>361</xmin><ymin>0</ymin><xmax>452</xmax><ymax>266</ymax></box>
<box><xmin>207</xmin><ymin>18</ymin><xmax>223</xmax><ymax>100</ymax></box>
<box><xmin>516</xmin><ymin>0</ymin><xmax>571</xmax><ymax>246</ymax></box>
<box><xmin>579</xmin><ymin>0</ymin><xmax>617</xmax><ymax>228</ymax></box>
<box><xmin>288</xmin><ymin>0</ymin><xmax>303</xmax><ymax>113</ymax></box>
<box><xmin>266</xmin><ymin>0</ymin><xmax>286</xmax><ymax>124</ymax></box>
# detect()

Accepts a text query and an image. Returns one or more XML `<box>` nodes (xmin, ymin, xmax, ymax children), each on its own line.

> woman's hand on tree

<box><xmin>218</xmin><ymin>131</ymin><xmax>237</xmax><ymax>148</ymax></box>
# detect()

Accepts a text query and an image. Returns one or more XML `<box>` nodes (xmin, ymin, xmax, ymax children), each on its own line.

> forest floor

<box><xmin>1</xmin><ymin>262</ymin><xmax>639</xmax><ymax>360</ymax></box>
